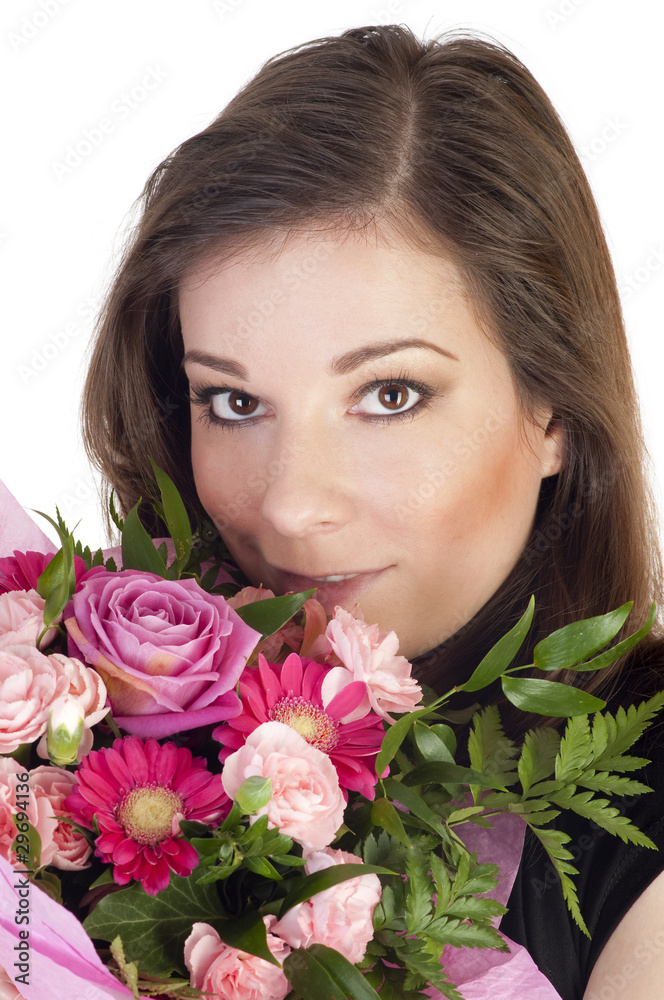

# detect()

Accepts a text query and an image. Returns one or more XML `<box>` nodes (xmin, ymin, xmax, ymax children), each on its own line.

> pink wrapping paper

<box><xmin>0</xmin><ymin>857</ymin><xmax>139</xmax><ymax>1000</ymax></box>
<box><xmin>427</xmin><ymin>811</ymin><xmax>562</xmax><ymax>999</ymax></box>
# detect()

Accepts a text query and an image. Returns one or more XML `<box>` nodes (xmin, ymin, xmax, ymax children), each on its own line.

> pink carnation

<box><xmin>0</xmin><ymin>645</ymin><xmax>70</xmax><ymax>752</ymax></box>
<box><xmin>271</xmin><ymin>846</ymin><xmax>381</xmax><ymax>965</ymax></box>
<box><xmin>325</xmin><ymin>605</ymin><xmax>423</xmax><ymax>721</ymax></box>
<box><xmin>221</xmin><ymin>721</ymin><xmax>345</xmax><ymax>851</ymax></box>
<box><xmin>29</xmin><ymin>765</ymin><xmax>92</xmax><ymax>870</ymax></box>
<box><xmin>35</xmin><ymin>653</ymin><xmax>109</xmax><ymax>761</ymax></box>
<box><xmin>0</xmin><ymin>589</ymin><xmax>58</xmax><ymax>651</ymax></box>
<box><xmin>185</xmin><ymin>920</ymin><xmax>290</xmax><ymax>1000</ymax></box>
<box><xmin>0</xmin><ymin>758</ymin><xmax>58</xmax><ymax>868</ymax></box>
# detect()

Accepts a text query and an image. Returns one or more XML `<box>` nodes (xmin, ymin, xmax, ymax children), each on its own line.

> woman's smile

<box><xmin>179</xmin><ymin>227</ymin><xmax>562</xmax><ymax>661</ymax></box>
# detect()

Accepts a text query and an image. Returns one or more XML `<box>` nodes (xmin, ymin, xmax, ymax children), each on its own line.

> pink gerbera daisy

<box><xmin>213</xmin><ymin>653</ymin><xmax>386</xmax><ymax>800</ymax></box>
<box><xmin>65</xmin><ymin>735</ymin><xmax>229</xmax><ymax>894</ymax></box>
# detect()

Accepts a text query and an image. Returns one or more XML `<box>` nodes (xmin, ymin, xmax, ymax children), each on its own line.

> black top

<box><xmin>500</xmin><ymin>721</ymin><xmax>664</xmax><ymax>999</ymax></box>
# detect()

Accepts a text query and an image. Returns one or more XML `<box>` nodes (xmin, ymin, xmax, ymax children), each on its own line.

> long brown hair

<box><xmin>81</xmin><ymin>25</ymin><xmax>664</xmax><ymax>727</ymax></box>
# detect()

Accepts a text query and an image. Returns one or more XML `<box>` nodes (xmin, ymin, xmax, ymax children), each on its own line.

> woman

<box><xmin>80</xmin><ymin>24</ymin><xmax>664</xmax><ymax>999</ymax></box>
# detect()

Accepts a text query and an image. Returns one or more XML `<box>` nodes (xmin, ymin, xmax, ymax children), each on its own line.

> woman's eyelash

<box><xmin>188</xmin><ymin>372</ymin><xmax>437</xmax><ymax>429</ymax></box>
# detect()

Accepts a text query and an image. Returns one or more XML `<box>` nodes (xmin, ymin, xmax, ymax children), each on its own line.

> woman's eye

<box><xmin>352</xmin><ymin>383</ymin><xmax>422</xmax><ymax>417</ymax></box>
<box><xmin>210</xmin><ymin>390</ymin><xmax>266</xmax><ymax>421</ymax></box>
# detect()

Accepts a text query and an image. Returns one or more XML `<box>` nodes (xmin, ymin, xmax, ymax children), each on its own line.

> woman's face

<box><xmin>179</xmin><ymin>230</ymin><xmax>562</xmax><ymax>661</ymax></box>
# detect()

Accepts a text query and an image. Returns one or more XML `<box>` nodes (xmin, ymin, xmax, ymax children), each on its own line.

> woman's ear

<box><xmin>540</xmin><ymin>415</ymin><xmax>564</xmax><ymax>478</ymax></box>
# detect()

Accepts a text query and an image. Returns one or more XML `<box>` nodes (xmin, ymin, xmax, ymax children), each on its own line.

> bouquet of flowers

<box><xmin>0</xmin><ymin>465</ymin><xmax>661</xmax><ymax>1000</ymax></box>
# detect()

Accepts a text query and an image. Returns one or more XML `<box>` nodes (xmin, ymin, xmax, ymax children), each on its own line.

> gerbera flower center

<box><xmin>270</xmin><ymin>695</ymin><xmax>339</xmax><ymax>752</ymax></box>
<box><xmin>117</xmin><ymin>784</ymin><xmax>183</xmax><ymax>845</ymax></box>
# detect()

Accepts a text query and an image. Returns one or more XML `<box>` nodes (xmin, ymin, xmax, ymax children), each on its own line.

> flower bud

<box><xmin>47</xmin><ymin>696</ymin><xmax>85</xmax><ymax>766</ymax></box>
<box><xmin>235</xmin><ymin>775</ymin><xmax>272</xmax><ymax>814</ymax></box>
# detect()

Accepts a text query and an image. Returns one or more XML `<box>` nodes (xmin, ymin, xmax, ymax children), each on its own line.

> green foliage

<box><xmin>121</xmin><ymin>501</ymin><xmax>170</xmax><ymax>577</ymax></box>
<box><xmin>285</xmin><ymin>944</ymin><xmax>381</xmax><ymax>1000</ymax></box>
<box><xmin>467</xmin><ymin>706</ymin><xmax>518</xmax><ymax>801</ymax></box>
<box><xmin>34</xmin><ymin>509</ymin><xmax>77</xmax><ymax>631</ymax></box>
<box><xmin>234</xmin><ymin>590</ymin><xmax>315</xmax><ymax>639</ymax></box>
<box><xmin>501</xmin><ymin>676</ymin><xmax>606</xmax><ymax>716</ymax></box>
<box><xmin>533</xmin><ymin>602</ymin><xmax>633</xmax><ymax>670</ymax></box>
<box><xmin>149</xmin><ymin>458</ymin><xmax>192</xmax><ymax>575</ymax></box>
<box><xmin>462</xmin><ymin>596</ymin><xmax>535</xmax><ymax>692</ymax></box>
<box><xmin>83</xmin><ymin>866</ymin><xmax>229</xmax><ymax>975</ymax></box>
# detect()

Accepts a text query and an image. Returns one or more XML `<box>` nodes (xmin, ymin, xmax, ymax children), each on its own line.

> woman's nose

<box><xmin>258</xmin><ymin>422</ymin><xmax>355</xmax><ymax>538</ymax></box>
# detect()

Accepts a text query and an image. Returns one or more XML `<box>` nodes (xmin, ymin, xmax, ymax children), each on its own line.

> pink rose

<box><xmin>185</xmin><ymin>920</ymin><xmax>290</xmax><ymax>1000</ymax></box>
<box><xmin>221</xmin><ymin>721</ymin><xmax>345</xmax><ymax>851</ymax></box>
<box><xmin>64</xmin><ymin>568</ymin><xmax>261</xmax><ymax>738</ymax></box>
<box><xmin>29</xmin><ymin>765</ymin><xmax>92</xmax><ymax>870</ymax></box>
<box><xmin>0</xmin><ymin>758</ymin><xmax>58</xmax><ymax>868</ymax></box>
<box><xmin>0</xmin><ymin>590</ymin><xmax>58</xmax><ymax>651</ymax></box>
<box><xmin>0</xmin><ymin>645</ymin><xmax>70</xmax><ymax>752</ymax></box>
<box><xmin>0</xmin><ymin>966</ymin><xmax>26</xmax><ymax>1000</ymax></box>
<box><xmin>271</xmin><ymin>846</ymin><xmax>381</xmax><ymax>965</ymax></box>
<box><xmin>35</xmin><ymin>654</ymin><xmax>108</xmax><ymax>761</ymax></box>
<box><xmin>325</xmin><ymin>605</ymin><xmax>423</xmax><ymax>721</ymax></box>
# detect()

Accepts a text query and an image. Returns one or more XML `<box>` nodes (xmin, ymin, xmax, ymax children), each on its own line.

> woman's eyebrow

<box><xmin>182</xmin><ymin>350</ymin><xmax>249</xmax><ymax>379</ymax></box>
<box><xmin>328</xmin><ymin>338</ymin><xmax>460</xmax><ymax>375</ymax></box>
<box><xmin>181</xmin><ymin>338</ymin><xmax>459</xmax><ymax>382</ymax></box>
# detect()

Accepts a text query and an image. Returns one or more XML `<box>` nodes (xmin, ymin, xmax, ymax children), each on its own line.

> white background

<box><xmin>1</xmin><ymin>0</ymin><xmax>662</xmax><ymax>549</ymax></box>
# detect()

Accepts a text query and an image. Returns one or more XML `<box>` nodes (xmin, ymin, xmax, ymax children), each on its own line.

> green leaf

<box><xmin>549</xmin><ymin>787</ymin><xmax>657</xmax><ymax>848</ymax></box>
<box><xmin>121</xmin><ymin>501</ymin><xmax>169</xmax><ymax>577</ymax></box>
<box><xmin>371</xmin><ymin>798</ymin><xmax>412</xmax><ymax>848</ymax></box>
<box><xmin>83</xmin><ymin>865</ymin><xmax>227</xmax><ymax>975</ymax></box>
<box><xmin>573</xmin><ymin>603</ymin><xmax>657</xmax><ymax>671</ymax></box>
<box><xmin>382</xmin><ymin>777</ymin><xmax>450</xmax><ymax>840</ymax></box>
<box><xmin>467</xmin><ymin>706</ymin><xmax>518</xmax><ymax>792</ymax></box>
<box><xmin>149</xmin><ymin>458</ymin><xmax>192</xmax><ymax>575</ymax></box>
<box><xmin>109</xmin><ymin>489</ymin><xmax>126</xmax><ymax>532</ymax></box>
<box><xmin>33</xmin><ymin>509</ymin><xmax>77</xmax><ymax>630</ymax></box>
<box><xmin>283</xmin><ymin>948</ymin><xmax>350</xmax><ymax>1000</ymax></box>
<box><xmin>405</xmin><ymin>852</ymin><xmax>433</xmax><ymax>930</ymax></box>
<box><xmin>517</xmin><ymin>727</ymin><xmax>560</xmax><ymax>796</ymax></box>
<box><xmin>533</xmin><ymin>602</ymin><xmax>632</xmax><ymax>671</ymax></box>
<box><xmin>304</xmin><ymin>944</ymin><xmax>382</xmax><ymax>1000</ymax></box>
<box><xmin>234</xmin><ymin>591</ymin><xmax>314</xmax><ymax>638</ymax></box>
<box><xmin>462</xmin><ymin>595</ymin><xmax>535</xmax><ymax>692</ymax></box>
<box><xmin>411</xmin><ymin>721</ymin><xmax>455</xmax><ymax>763</ymax></box>
<box><xmin>375</xmin><ymin>709</ymin><xmax>426</xmax><ymax>778</ymax></box>
<box><xmin>36</xmin><ymin>544</ymin><xmax>75</xmax><ymax>628</ymax></box>
<box><xmin>591</xmin><ymin>691</ymin><xmax>664</xmax><ymax>769</ymax></box>
<box><xmin>401</xmin><ymin>762</ymin><xmax>503</xmax><ymax>789</ymax></box>
<box><xmin>501</xmin><ymin>676</ymin><xmax>605</xmax><ymax>716</ymax></box>
<box><xmin>243</xmin><ymin>856</ymin><xmax>282</xmax><ymax>879</ymax></box>
<box><xmin>555</xmin><ymin>714</ymin><xmax>592</xmax><ymax>783</ymax></box>
<box><xmin>527</xmin><ymin>824</ymin><xmax>587</xmax><ymax>935</ymax></box>
<box><xmin>278</xmin><ymin>863</ymin><xmax>393</xmax><ymax>918</ymax></box>
<box><xmin>215</xmin><ymin>912</ymin><xmax>281</xmax><ymax>966</ymax></box>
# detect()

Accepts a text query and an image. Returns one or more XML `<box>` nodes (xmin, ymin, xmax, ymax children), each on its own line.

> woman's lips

<box><xmin>269</xmin><ymin>567</ymin><xmax>390</xmax><ymax>612</ymax></box>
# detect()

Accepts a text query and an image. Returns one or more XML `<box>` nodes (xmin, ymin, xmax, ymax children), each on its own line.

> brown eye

<box><xmin>378</xmin><ymin>384</ymin><xmax>408</xmax><ymax>410</ymax></box>
<box><xmin>228</xmin><ymin>390</ymin><xmax>259</xmax><ymax>415</ymax></box>
<box><xmin>209</xmin><ymin>389</ymin><xmax>266</xmax><ymax>422</ymax></box>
